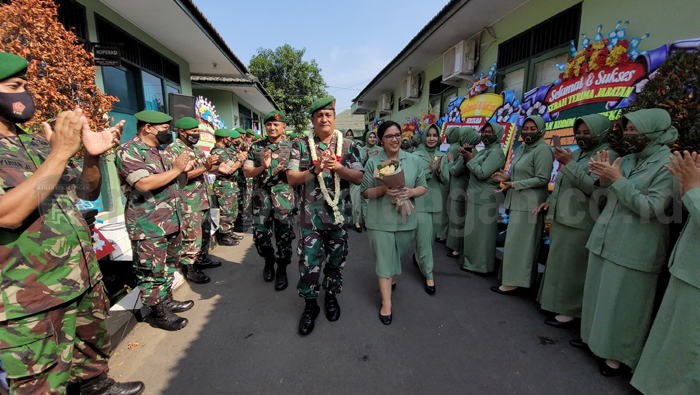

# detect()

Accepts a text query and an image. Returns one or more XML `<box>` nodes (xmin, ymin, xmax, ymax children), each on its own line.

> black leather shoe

<box><xmin>163</xmin><ymin>290</ymin><xmax>194</xmax><ymax>313</ymax></box>
<box><xmin>379</xmin><ymin>309</ymin><xmax>392</xmax><ymax>325</ymax></box>
<box><xmin>545</xmin><ymin>317</ymin><xmax>577</xmax><ymax>328</ymax></box>
<box><xmin>490</xmin><ymin>285</ymin><xmax>523</xmax><ymax>295</ymax></box>
<box><xmin>446</xmin><ymin>252</ymin><xmax>459</xmax><ymax>259</ymax></box>
<box><xmin>600</xmin><ymin>362</ymin><xmax>628</xmax><ymax>377</ymax></box>
<box><xmin>80</xmin><ymin>372</ymin><xmax>145</xmax><ymax>395</ymax></box>
<box><xmin>182</xmin><ymin>265</ymin><xmax>210</xmax><ymax>284</ymax></box>
<box><xmin>230</xmin><ymin>233</ymin><xmax>244</xmax><ymax>241</ymax></box>
<box><xmin>435</xmin><ymin>238</ymin><xmax>446</xmax><ymax>244</ymax></box>
<box><xmin>298</xmin><ymin>301</ymin><xmax>321</xmax><ymax>335</ymax></box>
<box><xmin>216</xmin><ymin>233</ymin><xmax>240</xmax><ymax>246</ymax></box>
<box><xmin>353</xmin><ymin>224</ymin><xmax>362</xmax><ymax>233</ymax></box>
<box><xmin>149</xmin><ymin>301</ymin><xmax>188</xmax><ymax>331</ymax></box>
<box><xmin>275</xmin><ymin>267</ymin><xmax>288</xmax><ymax>291</ymax></box>
<box><xmin>324</xmin><ymin>293</ymin><xmax>341</xmax><ymax>321</ymax></box>
<box><xmin>570</xmin><ymin>338</ymin><xmax>589</xmax><ymax>349</ymax></box>
<box><xmin>195</xmin><ymin>255</ymin><xmax>222</xmax><ymax>270</ymax></box>
<box><xmin>425</xmin><ymin>283</ymin><xmax>436</xmax><ymax>295</ymax></box>
<box><xmin>263</xmin><ymin>258</ymin><xmax>275</xmax><ymax>282</ymax></box>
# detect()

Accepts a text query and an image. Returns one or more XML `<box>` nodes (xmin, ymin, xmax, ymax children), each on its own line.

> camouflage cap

<box><xmin>174</xmin><ymin>116</ymin><xmax>199</xmax><ymax>130</ymax></box>
<box><xmin>0</xmin><ymin>52</ymin><xmax>28</xmax><ymax>80</ymax></box>
<box><xmin>263</xmin><ymin>110</ymin><xmax>286</xmax><ymax>124</ymax></box>
<box><xmin>134</xmin><ymin>110</ymin><xmax>172</xmax><ymax>124</ymax></box>
<box><xmin>309</xmin><ymin>97</ymin><xmax>336</xmax><ymax>115</ymax></box>
<box><xmin>214</xmin><ymin>129</ymin><xmax>230</xmax><ymax>138</ymax></box>
<box><xmin>229</xmin><ymin>129</ymin><xmax>241</xmax><ymax>138</ymax></box>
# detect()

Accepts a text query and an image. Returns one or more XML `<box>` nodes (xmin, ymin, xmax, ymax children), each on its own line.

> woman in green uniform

<box><xmin>347</xmin><ymin>129</ymin><xmax>363</xmax><ymax>233</ymax></box>
<box><xmin>492</xmin><ymin>115</ymin><xmax>554</xmax><ymax>294</ymax></box>
<box><xmin>461</xmin><ymin>122</ymin><xmax>506</xmax><ymax>274</ymax></box>
<box><xmin>412</xmin><ymin>124</ymin><xmax>450</xmax><ymax>294</ymax></box>
<box><xmin>439</xmin><ymin>127</ymin><xmax>461</xmax><ymax>244</ymax></box>
<box><xmin>446</xmin><ymin>127</ymin><xmax>481</xmax><ymax>258</ymax></box>
<box><xmin>358</xmin><ymin>131</ymin><xmax>382</xmax><ymax>230</ymax></box>
<box><xmin>582</xmin><ymin>109</ymin><xmax>678</xmax><ymax>375</ymax></box>
<box><xmin>362</xmin><ymin>121</ymin><xmax>427</xmax><ymax>325</ymax></box>
<box><xmin>535</xmin><ymin>114</ymin><xmax>618</xmax><ymax>327</ymax></box>
<box><xmin>631</xmin><ymin>150</ymin><xmax>700</xmax><ymax>394</ymax></box>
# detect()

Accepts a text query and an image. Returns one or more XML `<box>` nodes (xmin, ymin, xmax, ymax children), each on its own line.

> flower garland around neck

<box><xmin>309</xmin><ymin>129</ymin><xmax>344</xmax><ymax>224</ymax></box>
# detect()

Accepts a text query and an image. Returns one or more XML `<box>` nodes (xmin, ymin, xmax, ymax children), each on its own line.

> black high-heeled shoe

<box><xmin>379</xmin><ymin>309</ymin><xmax>392</xmax><ymax>325</ymax></box>
<box><xmin>425</xmin><ymin>283</ymin><xmax>435</xmax><ymax>295</ymax></box>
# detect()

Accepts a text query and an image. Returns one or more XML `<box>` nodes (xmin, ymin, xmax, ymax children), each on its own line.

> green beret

<box><xmin>263</xmin><ymin>110</ymin><xmax>286</xmax><ymax>124</ymax></box>
<box><xmin>234</xmin><ymin>127</ymin><xmax>245</xmax><ymax>136</ymax></box>
<box><xmin>0</xmin><ymin>52</ymin><xmax>28</xmax><ymax>81</ymax></box>
<box><xmin>245</xmin><ymin>129</ymin><xmax>255</xmax><ymax>135</ymax></box>
<box><xmin>229</xmin><ymin>130</ymin><xmax>241</xmax><ymax>138</ymax></box>
<box><xmin>174</xmin><ymin>116</ymin><xmax>199</xmax><ymax>130</ymax></box>
<box><xmin>309</xmin><ymin>97</ymin><xmax>336</xmax><ymax>115</ymax></box>
<box><xmin>134</xmin><ymin>110</ymin><xmax>172</xmax><ymax>124</ymax></box>
<box><xmin>214</xmin><ymin>129</ymin><xmax>230</xmax><ymax>138</ymax></box>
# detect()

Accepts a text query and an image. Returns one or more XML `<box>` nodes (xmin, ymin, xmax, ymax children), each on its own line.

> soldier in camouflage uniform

<box><xmin>243</xmin><ymin>111</ymin><xmax>296</xmax><ymax>291</ymax></box>
<box><xmin>233</xmin><ymin>128</ymin><xmax>255</xmax><ymax>232</ymax></box>
<box><xmin>116</xmin><ymin>110</ymin><xmax>195</xmax><ymax>332</ymax></box>
<box><xmin>165</xmin><ymin>117</ymin><xmax>221</xmax><ymax>284</ymax></box>
<box><xmin>0</xmin><ymin>52</ymin><xmax>143</xmax><ymax>395</ymax></box>
<box><xmin>287</xmin><ymin>97</ymin><xmax>364</xmax><ymax>336</ymax></box>
<box><xmin>210</xmin><ymin>129</ymin><xmax>246</xmax><ymax>246</ymax></box>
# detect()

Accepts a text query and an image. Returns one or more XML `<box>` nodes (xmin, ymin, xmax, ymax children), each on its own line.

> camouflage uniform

<box><xmin>0</xmin><ymin>131</ymin><xmax>110</xmax><ymax>394</ymax></box>
<box><xmin>288</xmin><ymin>134</ymin><xmax>363</xmax><ymax>299</ymax></box>
<box><xmin>211</xmin><ymin>145</ymin><xmax>240</xmax><ymax>235</ymax></box>
<box><xmin>165</xmin><ymin>139</ymin><xmax>210</xmax><ymax>266</ymax></box>
<box><xmin>116</xmin><ymin>135</ymin><xmax>182</xmax><ymax>307</ymax></box>
<box><xmin>244</xmin><ymin>139</ymin><xmax>296</xmax><ymax>266</ymax></box>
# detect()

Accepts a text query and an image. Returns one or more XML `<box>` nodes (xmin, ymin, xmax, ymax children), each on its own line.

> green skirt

<box><xmin>462</xmin><ymin>202</ymin><xmax>498</xmax><ymax>273</ymax></box>
<box><xmin>446</xmin><ymin>197</ymin><xmax>465</xmax><ymax>252</ymax></box>
<box><xmin>500</xmin><ymin>210</ymin><xmax>544</xmax><ymax>288</ymax></box>
<box><xmin>367</xmin><ymin>229</ymin><xmax>414</xmax><ymax>278</ymax></box>
<box><xmin>537</xmin><ymin>221</ymin><xmax>591</xmax><ymax>317</ymax></box>
<box><xmin>350</xmin><ymin>183</ymin><xmax>362</xmax><ymax>224</ymax></box>
<box><xmin>581</xmin><ymin>253</ymin><xmax>659</xmax><ymax>370</ymax></box>
<box><xmin>632</xmin><ymin>275</ymin><xmax>700</xmax><ymax>394</ymax></box>
<box><xmin>439</xmin><ymin>186</ymin><xmax>449</xmax><ymax>240</ymax></box>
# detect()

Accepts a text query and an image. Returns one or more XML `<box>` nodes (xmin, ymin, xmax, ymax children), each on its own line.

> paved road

<box><xmin>109</xmin><ymin>228</ymin><xmax>641</xmax><ymax>395</ymax></box>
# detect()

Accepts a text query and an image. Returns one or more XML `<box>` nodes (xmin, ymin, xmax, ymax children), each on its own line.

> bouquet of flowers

<box><xmin>374</xmin><ymin>160</ymin><xmax>414</xmax><ymax>220</ymax></box>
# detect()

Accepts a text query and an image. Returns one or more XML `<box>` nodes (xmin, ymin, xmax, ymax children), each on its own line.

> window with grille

<box><xmin>497</xmin><ymin>3</ymin><xmax>581</xmax><ymax>69</ymax></box>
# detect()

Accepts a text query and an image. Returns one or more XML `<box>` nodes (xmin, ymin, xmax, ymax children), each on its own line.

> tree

<box><xmin>610</xmin><ymin>50</ymin><xmax>700</xmax><ymax>154</ymax></box>
<box><xmin>249</xmin><ymin>44</ymin><xmax>328</xmax><ymax>132</ymax></box>
<box><xmin>0</xmin><ymin>0</ymin><xmax>117</xmax><ymax>136</ymax></box>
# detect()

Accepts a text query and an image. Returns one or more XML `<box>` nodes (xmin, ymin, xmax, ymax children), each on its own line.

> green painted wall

<box><xmin>362</xmin><ymin>0</ymin><xmax>700</xmax><ymax>126</ymax></box>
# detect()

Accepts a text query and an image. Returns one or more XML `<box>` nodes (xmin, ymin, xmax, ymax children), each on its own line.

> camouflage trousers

<box><xmin>296</xmin><ymin>227</ymin><xmax>349</xmax><ymax>299</ymax></box>
<box><xmin>252</xmin><ymin>210</ymin><xmax>295</xmax><ymax>266</ymax></box>
<box><xmin>214</xmin><ymin>186</ymin><xmax>238</xmax><ymax>234</ymax></box>
<box><xmin>236</xmin><ymin>179</ymin><xmax>253</xmax><ymax>222</ymax></box>
<box><xmin>180</xmin><ymin>209</ymin><xmax>212</xmax><ymax>265</ymax></box>
<box><xmin>0</xmin><ymin>283</ymin><xmax>111</xmax><ymax>395</ymax></box>
<box><xmin>132</xmin><ymin>232</ymin><xmax>181</xmax><ymax>307</ymax></box>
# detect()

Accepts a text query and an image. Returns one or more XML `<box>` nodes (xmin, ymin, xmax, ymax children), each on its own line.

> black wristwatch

<box><xmin>307</xmin><ymin>164</ymin><xmax>316</xmax><ymax>175</ymax></box>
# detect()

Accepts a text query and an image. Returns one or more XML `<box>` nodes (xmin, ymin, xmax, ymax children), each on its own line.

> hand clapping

<box><xmin>665</xmin><ymin>150</ymin><xmax>700</xmax><ymax>196</ymax></box>
<box><xmin>588</xmin><ymin>150</ymin><xmax>621</xmax><ymax>185</ymax></box>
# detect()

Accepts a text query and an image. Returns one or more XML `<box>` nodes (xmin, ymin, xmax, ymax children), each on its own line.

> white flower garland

<box><xmin>309</xmin><ymin>129</ymin><xmax>345</xmax><ymax>224</ymax></box>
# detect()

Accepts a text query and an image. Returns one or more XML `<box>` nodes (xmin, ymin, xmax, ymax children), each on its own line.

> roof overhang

<box><xmin>100</xmin><ymin>0</ymin><xmax>249</xmax><ymax>78</ymax></box>
<box><xmin>191</xmin><ymin>76</ymin><xmax>280</xmax><ymax>114</ymax></box>
<box><xmin>352</xmin><ymin>0</ymin><xmax>529</xmax><ymax>109</ymax></box>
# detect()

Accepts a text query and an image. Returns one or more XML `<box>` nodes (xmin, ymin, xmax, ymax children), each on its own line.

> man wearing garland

<box><xmin>243</xmin><ymin>110</ymin><xmax>296</xmax><ymax>291</ymax></box>
<box><xmin>288</xmin><ymin>97</ymin><xmax>364</xmax><ymax>336</ymax></box>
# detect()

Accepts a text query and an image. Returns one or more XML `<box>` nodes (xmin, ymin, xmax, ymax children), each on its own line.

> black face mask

<box><xmin>621</xmin><ymin>134</ymin><xmax>650</xmax><ymax>154</ymax></box>
<box><xmin>480</xmin><ymin>133</ymin><xmax>498</xmax><ymax>145</ymax></box>
<box><xmin>155</xmin><ymin>128</ymin><xmax>173</xmax><ymax>145</ymax></box>
<box><xmin>0</xmin><ymin>91</ymin><xmax>35</xmax><ymax>124</ymax></box>
<box><xmin>575</xmin><ymin>135</ymin><xmax>599</xmax><ymax>150</ymax></box>
<box><xmin>521</xmin><ymin>132</ymin><xmax>540</xmax><ymax>144</ymax></box>
<box><xmin>185</xmin><ymin>132</ymin><xmax>200</xmax><ymax>145</ymax></box>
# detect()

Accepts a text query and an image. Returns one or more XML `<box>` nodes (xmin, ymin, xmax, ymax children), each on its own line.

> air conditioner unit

<box><xmin>379</xmin><ymin>93</ymin><xmax>393</xmax><ymax>114</ymax></box>
<box><xmin>442</xmin><ymin>40</ymin><xmax>476</xmax><ymax>85</ymax></box>
<box><xmin>400</xmin><ymin>74</ymin><xmax>421</xmax><ymax>103</ymax></box>
<box><xmin>351</xmin><ymin>100</ymin><xmax>377</xmax><ymax>114</ymax></box>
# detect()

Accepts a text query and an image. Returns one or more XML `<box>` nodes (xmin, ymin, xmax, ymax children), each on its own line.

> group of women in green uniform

<box><xmin>350</xmin><ymin>109</ymin><xmax>700</xmax><ymax>393</ymax></box>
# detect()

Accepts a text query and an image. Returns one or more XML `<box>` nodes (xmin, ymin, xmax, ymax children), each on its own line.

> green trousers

<box><xmin>0</xmin><ymin>283</ymin><xmax>111</xmax><ymax>395</ymax></box>
<box><xmin>180</xmin><ymin>209</ymin><xmax>204</xmax><ymax>266</ymax></box>
<box><xmin>131</xmin><ymin>232</ymin><xmax>181</xmax><ymax>307</ymax></box>
<box><xmin>214</xmin><ymin>185</ymin><xmax>238</xmax><ymax>234</ymax></box>
<box><xmin>414</xmin><ymin>212</ymin><xmax>436</xmax><ymax>280</ymax></box>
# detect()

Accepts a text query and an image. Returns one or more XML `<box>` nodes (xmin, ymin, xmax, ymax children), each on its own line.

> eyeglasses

<box><xmin>383</xmin><ymin>134</ymin><xmax>402</xmax><ymax>141</ymax></box>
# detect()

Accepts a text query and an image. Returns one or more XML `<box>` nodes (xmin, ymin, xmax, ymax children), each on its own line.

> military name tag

<box><xmin>279</xmin><ymin>146</ymin><xmax>292</xmax><ymax>163</ymax></box>
<box><xmin>0</xmin><ymin>158</ymin><xmax>33</xmax><ymax>170</ymax></box>
<box><xmin>253</xmin><ymin>147</ymin><xmax>265</xmax><ymax>167</ymax></box>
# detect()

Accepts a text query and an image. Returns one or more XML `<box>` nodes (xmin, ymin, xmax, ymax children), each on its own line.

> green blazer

<box><xmin>505</xmin><ymin>138</ymin><xmax>554</xmax><ymax>212</ymax></box>
<box><xmin>466</xmin><ymin>143</ymin><xmax>506</xmax><ymax>206</ymax></box>
<box><xmin>586</xmin><ymin>145</ymin><xmax>677</xmax><ymax>273</ymax></box>
<box><xmin>547</xmin><ymin>144</ymin><xmax>618</xmax><ymax>230</ymax></box>
<box><xmin>413</xmin><ymin>146</ymin><xmax>449</xmax><ymax>213</ymax></box>
<box><xmin>362</xmin><ymin>150</ymin><xmax>427</xmax><ymax>231</ymax></box>
<box><xmin>669</xmin><ymin>187</ymin><xmax>700</xmax><ymax>288</ymax></box>
<box><xmin>360</xmin><ymin>145</ymin><xmax>382</xmax><ymax>165</ymax></box>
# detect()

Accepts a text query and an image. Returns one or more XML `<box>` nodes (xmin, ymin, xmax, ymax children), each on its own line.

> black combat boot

<box><xmin>216</xmin><ymin>232</ymin><xmax>240</xmax><ymax>246</ymax></box>
<box><xmin>274</xmin><ymin>264</ymin><xmax>288</xmax><ymax>291</ymax></box>
<box><xmin>80</xmin><ymin>372</ymin><xmax>145</xmax><ymax>395</ymax></box>
<box><xmin>324</xmin><ymin>292</ymin><xmax>341</xmax><ymax>321</ymax></box>
<box><xmin>262</xmin><ymin>256</ymin><xmax>275</xmax><ymax>282</ymax></box>
<box><xmin>149</xmin><ymin>300</ymin><xmax>188</xmax><ymax>331</ymax></box>
<box><xmin>195</xmin><ymin>254</ymin><xmax>222</xmax><ymax>270</ymax></box>
<box><xmin>229</xmin><ymin>233</ymin><xmax>244</xmax><ymax>241</ymax></box>
<box><xmin>182</xmin><ymin>264</ymin><xmax>210</xmax><ymax>284</ymax></box>
<box><xmin>163</xmin><ymin>289</ymin><xmax>194</xmax><ymax>313</ymax></box>
<box><xmin>298</xmin><ymin>299</ymin><xmax>321</xmax><ymax>336</ymax></box>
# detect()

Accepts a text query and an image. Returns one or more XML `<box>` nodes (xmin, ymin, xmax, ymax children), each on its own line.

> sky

<box><xmin>194</xmin><ymin>0</ymin><xmax>449</xmax><ymax>113</ymax></box>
